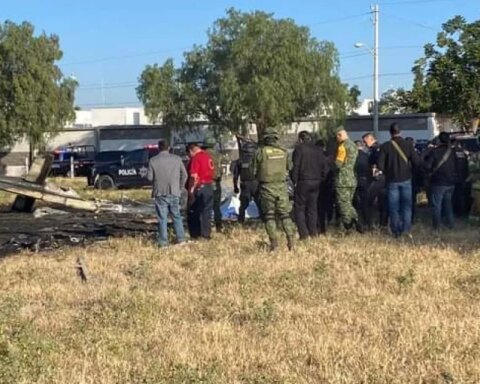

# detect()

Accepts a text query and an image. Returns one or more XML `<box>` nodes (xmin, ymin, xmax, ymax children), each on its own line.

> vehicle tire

<box><xmin>96</xmin><ymin>175</ymin><xmax>116</xmax><ymax>190</ymax></box>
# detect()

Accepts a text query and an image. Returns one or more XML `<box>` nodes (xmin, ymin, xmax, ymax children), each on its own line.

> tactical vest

<box><xmin>257</xmin><ymin>146</ymin><xmax>287</xmax><ymax>183</ymax></box>
<box><xmin>239</xmin><ymin>151</ymin><xmax>255</xmax><ymax>181</ymax></box>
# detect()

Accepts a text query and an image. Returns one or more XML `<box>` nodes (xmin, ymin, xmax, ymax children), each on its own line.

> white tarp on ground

<box><xmin>220</xmin><ymin>195</ymin><xmax>260</xmax><ymax>220</ymax></box>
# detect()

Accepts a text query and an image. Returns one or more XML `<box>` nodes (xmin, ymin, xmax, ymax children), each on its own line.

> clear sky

<box><xmin>3</xmin><ymin>0</ymin><xmax>478</xmax><ymax>108</ymax></box>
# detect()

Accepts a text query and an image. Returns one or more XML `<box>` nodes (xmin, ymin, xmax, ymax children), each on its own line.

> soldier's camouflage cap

<box><xmin>263</xmin><ymin>127</ymin><xmax>279</xmax><ymax>137</ymax></box>
<box><xmin>204</xmin><ymin>137</ymin><xmax>217</xmax><ymax>147</ymax></box>
<box><xmin>335</xmin><ymin>125</ymin><xmax>346</xmax><ymax>134</ymax></box>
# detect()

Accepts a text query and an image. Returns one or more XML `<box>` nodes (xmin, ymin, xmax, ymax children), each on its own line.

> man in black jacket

<box><xmin>424</xmin><ymin>132</ymin><xmax>457</xmax><ymax>230</ymax></box>
<box><xmin>291</xmin><ymin>131</ymin><xmax>328</xmax><ymax>239</ymax></box>
<box><xmin>316</xmin><ymin>139</ymin><xmax>334</xmax><ymax>234</ymax></box>
<box><xmin>378</xmin><ymin>123</ymin><xmax>422</xmax><ymax>237</ymax></box>
<box><xmin>353</xmin><ymin>140</ymin><xmax>370</xmax><ymax>228</ymax></box>
<box><xmin>362</xmin><ymin>132</ymin><xmax>387</xmax><ymax>230</ymax></box>
<box><xmin>452</xmin><ymin>139</ymin><xmax>471</xmax><ymax>219</ymax></box>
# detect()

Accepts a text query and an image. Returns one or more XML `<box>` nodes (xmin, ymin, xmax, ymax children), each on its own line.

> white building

<box><xmin>353</xmin><ymin>99</ymin><xmax>374</xmax><ymax>116</ymax></box>
<box><xmin>65</xmin><ymin>107</ymin><xmax>152</xmax><ymax>128</ymax></box>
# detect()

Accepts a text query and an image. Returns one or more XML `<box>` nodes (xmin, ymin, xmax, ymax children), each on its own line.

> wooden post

<box><xmin>70</xmin><ymin>155</ymin><xmax>74</xmax><ymax>178</ymax></box>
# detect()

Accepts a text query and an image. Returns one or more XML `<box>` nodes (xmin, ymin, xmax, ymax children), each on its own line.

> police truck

<box><xmin>89</xmin><ymin>146</ymin><xmax>159</xmax><ymax>189</ymax></box>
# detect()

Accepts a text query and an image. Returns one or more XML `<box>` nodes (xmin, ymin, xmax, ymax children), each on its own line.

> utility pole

<box><xmin>372</xmin><ymin>4</ymin><xmax>380</xmax><ymax>137</ymax></box>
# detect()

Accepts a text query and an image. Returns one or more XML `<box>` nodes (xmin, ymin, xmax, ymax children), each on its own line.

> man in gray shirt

<box><xmin>147</xmin><ymin>140</ymin><xmax>188</xmax><ymax>247</ymax></box>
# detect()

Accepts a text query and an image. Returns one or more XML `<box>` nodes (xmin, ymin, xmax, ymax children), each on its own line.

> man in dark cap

<box><xmin>378</xmin><ymin>123</ymin><xmax>422</xmax><ymax>238</ymax></box>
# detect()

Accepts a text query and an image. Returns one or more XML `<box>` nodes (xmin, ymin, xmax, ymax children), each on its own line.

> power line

<box><xmin>339</xmin><ymin>45</ymin><xmax>423</xmax><ymax>58</ymax></box>
<box><xmin>343</xmin><ymin>72</ymin><xmax>413</xmax><ymax>81</ymax></box>
<box><xmin>382</xmin><ymin>12</ymin><xmax>438</xmax><ymax>31</ymax></box>
<box><xmin>341</xmin><ymin>52</ymin><xmax>370</xmax><ymax>59</ymax></box>
<box><xmin>77</xmin><ymin>82</ymin><xmax>137</xmax><ymax>91</ymax></box>
<box><xmin>310</xmin><ymin>12</ymin><xmax>370</xmax><ymax>26</ymax></box>
<box><xmin>74</xmin><ymin>46</ymin><xmax>422</xmax><ymax>90</ymax></box>
<box><xmin>380</xmin><ymin>0</ymin><xmax>453</xmax><ymax>5</ymax></box>
<box><xmin>61</xmin><ymin>47</ymin><xmax>188</xmax><ymax>67</ymax></box>
<box><xmin>79</xmin><ymin>101</ymin><xmax>141</xmax><ymax>107</ymax></box>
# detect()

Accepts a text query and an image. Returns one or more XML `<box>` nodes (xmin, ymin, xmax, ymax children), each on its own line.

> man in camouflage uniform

<box><xmin>251</xmin><ymin>127</ymin><xmax>296</xmax><ymax>251</ymax></box>
<box><xmin>334</xmin><ymin>127</ymin><xmax>361</xmax><ymax>232</ymax></box>
<box><xmin>204</xmin><ymin>137</ymin><xmax>223</xmax><ymax>232</ymax></box>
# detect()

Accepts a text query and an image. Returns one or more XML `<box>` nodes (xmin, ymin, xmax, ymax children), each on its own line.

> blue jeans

<box><xmin>154</xmin><ymin>195</ymin><xmax>185</xmax><ymax>247</ymax></box>
<box><xmin>387</xmin><ymin>180</ymin><xmax>413</xmax><ymax>236</ymax></box>
<box><xmin>430</xmin><ymin>185</ymin><xmax>455</xmax><ymax>229</ymax></box>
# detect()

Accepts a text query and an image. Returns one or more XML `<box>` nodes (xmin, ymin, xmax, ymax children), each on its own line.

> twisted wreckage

<box><xmin>0</xmin><ymin>156</ymin><xmax>156</xmax><ymax>257</ymax></box>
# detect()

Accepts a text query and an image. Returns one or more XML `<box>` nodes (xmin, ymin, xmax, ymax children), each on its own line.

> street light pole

<box><xmin>373</xmin><ymin>4</ymin><xmax>379</xmax><ymax>137</ymax></box>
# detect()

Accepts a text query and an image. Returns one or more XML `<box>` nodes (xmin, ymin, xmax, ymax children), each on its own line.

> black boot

<box><xmin>270</xmin><ymin>239</ymin><xmax>279</xmax><ymax>252</ymax></box>
<box><xmin>353</xmin><ymin>220</ymin><xmax>364</xmax><ymax>234</ymax></box>
<box><xmin>287</xmin><ymin>236</ymin><xmax>294</xmax><ymax>251</ymax></box>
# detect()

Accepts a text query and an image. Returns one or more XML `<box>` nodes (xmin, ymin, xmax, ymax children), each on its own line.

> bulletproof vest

<box><xmin>257</xmin><ymin>145</ymin><xmax>287</xmax><ymax>183</ymax></box>
<box><xmin>239</xmin><ymin>150</ymin><xmax>255</xmax><ymax>181</ymax></box>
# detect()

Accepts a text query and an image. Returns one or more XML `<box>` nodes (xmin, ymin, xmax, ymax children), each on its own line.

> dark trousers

<box><xmin>366</xmin><ymin>178</ymin><xmax>388</xmax><ymax>229</ymax></box>
<box><xmin>453</xmin><ymin>181</ymin><xmax>471</xmax><ymax>218</ymax></box>
<box><xmin>239</xmin><ymin>180</ymin><xmax>261</xmax><ymax>223</ymax></box>
<box><xmin>354</xmin><ymin>177</ymin><xmax>369</xmax><ymax>226</ymax></box>
<box><xmin>294</xmin><ymin>179</ymin><xmax>321</xmax><ymax>239</ymax></box>
<box><xmin>431</xmin><ymin>185</ymin><xmax>455</xmax><ymax>229</ymax></box>
<box><xmin>213</xmin><ymin>180</ymin><xmax>222</xmax><ymax>231</ymax></box>
<box><xmin>188</xmin><ymin>184</ymin><xmax>213</xmax><ymax>239</ymax></box>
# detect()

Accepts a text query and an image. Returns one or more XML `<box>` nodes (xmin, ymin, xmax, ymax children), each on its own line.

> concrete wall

<box><xmin>65</xmin><ymin>107</ymin><xmax>152</xmax><ymax>128</ymax></box>
<box><xmin>91</xmin><ymin>107</ymin><xmax>151</xmax><ymax>126</ymax></box>
<box><xmin>65</xmin><ymin>110</ymin><xmax>93</xmax><ymax>128</ymax></box>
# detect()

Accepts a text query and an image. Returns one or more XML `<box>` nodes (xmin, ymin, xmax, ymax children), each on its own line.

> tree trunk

<box><xmin>240</xmin><ymin>122</ymin><xmax>249</xmax><ymax>137</ymax></box>
<box><xmin>471</xmin><ymin>117</ymin><xmax>479</xmax><ymax>133</ymax></box>
<box><xmin>28</xmin><ymin>139</ymin><xmax>35</xmax><ymax>171</ymax></box>
<box><xmin>256</xmin><ymin>121</ymin><xmax>266</xmax><ymax>139</ymax></box>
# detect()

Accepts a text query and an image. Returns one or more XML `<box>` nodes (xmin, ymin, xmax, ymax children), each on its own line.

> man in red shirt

<box><xmin>186</xmin><ymin>142</ymin><xmax>215</xmax><ymax>239</ymax></box>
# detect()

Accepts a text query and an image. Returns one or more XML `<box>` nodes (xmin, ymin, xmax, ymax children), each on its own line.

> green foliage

<box><xmin>137</xmin><ymin>8</ymin><xmax>354</xmax><ymax>137</ymax></box>
<box><xmin>0</xmin><ymin>21</ymin><xmax>77</xmax><ymax>151</ymax></box>
<box><xmin>379</xmin><ymin>88</ymin><xmax>416</xmax><ymax>114</ymax></box>
<box><xmin>412</xmin><ymin>16</ymin><xmax>480</xmax><ymax>129</ymax></box>
<box><xmin>347</xmin><ymin>85</ymin><xmax>361</xmax><ymax>111</ymax></box>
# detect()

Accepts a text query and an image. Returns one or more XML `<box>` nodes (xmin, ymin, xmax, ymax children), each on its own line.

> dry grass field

<box><xmin>0</xmin><ymin>180</ymin><xmax>479</xmax><ymax>383</ymax></box>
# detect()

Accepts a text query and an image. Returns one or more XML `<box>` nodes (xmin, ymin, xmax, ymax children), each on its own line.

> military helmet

<box><xmin>263</xmin><ymin>127</ymin><xmax>279</xmax><ymax>138</ymax></box>
<box><xmin>204</xmin><ymin>136</ymin><xmax>217</xmax><ymax>148</ymax></box>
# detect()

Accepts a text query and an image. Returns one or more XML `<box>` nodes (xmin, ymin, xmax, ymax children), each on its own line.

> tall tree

<box><xmin>379</xmin><ymin>88</ymin><xmax>416</xmax><ymax>114</ymax></box>
<box><xmin>0</xmin><ymin>21</ymin><xmax>77</xmax><ymax>157</ymax></box>
<box><xmin>137</xmin><ymin>8</ymin><xmax>354</xmax><ymax>137</ymax></box>
<box><xmin>412</xmin><ymin>16</ymin><xmax>480</xmax><ymax>130</ymax></box>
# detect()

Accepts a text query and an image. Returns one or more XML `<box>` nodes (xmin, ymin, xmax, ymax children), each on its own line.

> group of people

<box><xmin>146</xmin><ymin>140</ymin><xmax>219</xmax><ymax>247</ymax></box>
<box><xmin>147</xmin><ymin>122</ymin><xmax>474</xmax><ymax>251</ymax></box>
